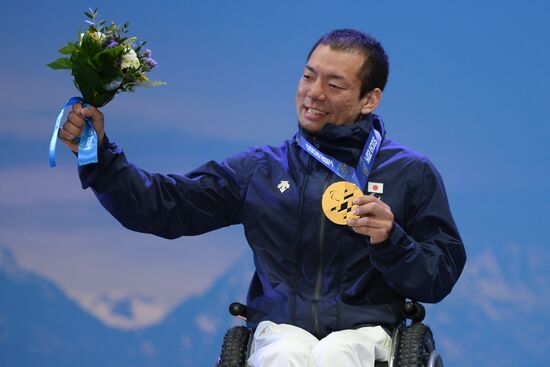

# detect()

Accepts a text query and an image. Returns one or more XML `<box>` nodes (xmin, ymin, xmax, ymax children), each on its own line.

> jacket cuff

<box><xmin>369</xmin><ymin>222</ymin><xmax>414</xmax><ymax>263</ymax></box>
<box><xmin>78</xmin><ymin>135</ymin><xmax>122</xmax><ymax>189</ymax></box>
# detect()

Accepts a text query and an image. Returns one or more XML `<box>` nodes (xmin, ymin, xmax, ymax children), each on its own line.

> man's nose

<box><xmin>307</xmin><ymin>79</ymin><xmax>326</xmax><ymax>101</ymax></box>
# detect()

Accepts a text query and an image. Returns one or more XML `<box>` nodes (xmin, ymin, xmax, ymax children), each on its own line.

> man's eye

<box><xmin>302</xmin><ymin>74</ymin><xmax>313</xmax><ymax>80</ymax></box>
<box><xmin>329</xmin><ymin>84</ymin><xmax>343</xmax><ymax>90</ymax></box>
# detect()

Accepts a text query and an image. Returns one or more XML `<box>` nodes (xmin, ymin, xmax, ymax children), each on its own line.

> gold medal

<box><xmin>322</xmin><ymin>181</ymin><xmax>363</xmax><ymax>225</ymax></box>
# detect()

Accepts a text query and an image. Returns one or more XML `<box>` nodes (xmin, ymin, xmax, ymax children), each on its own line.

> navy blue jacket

<box><xmin>79</xmin><ymin>114</ymin><xmax>466</xmax><ymax>338</ymax></box>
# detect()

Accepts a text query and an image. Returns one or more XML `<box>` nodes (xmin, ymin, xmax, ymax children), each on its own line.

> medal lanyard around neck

<box><xmin>296</xmin><ymin>125</ymin><xmax>382</xmax><ymax>190</ymax></box>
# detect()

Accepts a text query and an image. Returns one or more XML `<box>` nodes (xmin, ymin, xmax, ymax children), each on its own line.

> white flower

<box><xmin>79</xmin><ymin>31</ymin><xmax>105</xmax><ymax>46</ymax></box>
<box><xmin>92</xmin><ymin>31</ymin><xmax>106</xmax><ymax>42</ymax></box>
<box><xmin>121</xmin><ymin>49</ymin><xmax>140</xmax><ymax>70</ymax></box>
<box><xmin>123</xmin><ymin>37</ymin><xmax>137</xmax><ymax>48</ymax></box>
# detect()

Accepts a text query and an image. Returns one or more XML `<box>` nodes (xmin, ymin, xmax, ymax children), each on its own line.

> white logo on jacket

<box><xmin>277</xmin><ymin>181</ymin><xmax>290</xmax><ymax>193</ymax></box>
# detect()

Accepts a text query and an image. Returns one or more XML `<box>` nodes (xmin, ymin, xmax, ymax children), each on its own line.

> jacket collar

<box><xmin>297</xmin><ymin>114</ymin><xmax>386</xmax><ymax>167</ymax></box>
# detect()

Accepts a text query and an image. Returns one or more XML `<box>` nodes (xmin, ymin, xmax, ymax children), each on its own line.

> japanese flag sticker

<box><xmin>367</xmin><ymin>182</ymin><xmax>384</xmax><ymax>194</ymax></box>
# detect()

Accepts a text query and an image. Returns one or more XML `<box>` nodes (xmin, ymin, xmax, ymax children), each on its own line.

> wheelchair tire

<box><xmin>397</xmin><ymin>323</ymin><xmax>438</xmax><ymax>367</ymax></box>
<box><xmin>218</xmin><ymin>326</ymin><xmax>252</xmax><ymax>367</ymax></box>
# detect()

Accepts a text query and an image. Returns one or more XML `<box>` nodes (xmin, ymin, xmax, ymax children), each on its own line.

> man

<box><xmin>60</xmin><ymin>29</ymin><xmax>466</xmax><ymax>366</ymax></box>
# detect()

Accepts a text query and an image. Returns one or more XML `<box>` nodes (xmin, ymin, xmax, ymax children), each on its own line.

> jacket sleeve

<box><xmin>369</xmin><ymin>156</ymin><xmax>466</xmax><ymax>303</ymax></box>
<box><xmin>78</xmin><ymin>136</ymin><xmax>255</xmax><ymax>239</ymax></box>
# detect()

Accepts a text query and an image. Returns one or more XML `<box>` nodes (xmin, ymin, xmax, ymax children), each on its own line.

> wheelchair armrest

<box><xmin>229</xmin><ymin>302</ymin><xmax>248</xmax><ymax>320</ymax></box>
<box><xmin>402</xmin><ymin>301</ymin><xmax>425</xmax><ymax>323</ymax></box>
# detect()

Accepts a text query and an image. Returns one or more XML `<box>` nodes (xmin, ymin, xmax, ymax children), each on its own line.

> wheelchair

<box><xmin>217</xmin><ymin>301</ymin><xmax>443</xmax><ymax>367</ymax></box>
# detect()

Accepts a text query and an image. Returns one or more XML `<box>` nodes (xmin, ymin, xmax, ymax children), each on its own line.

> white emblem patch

<box><xmin>277</xmin><ymin>180</ymin><xmax>290</xmax><ymax>193</ymax></box>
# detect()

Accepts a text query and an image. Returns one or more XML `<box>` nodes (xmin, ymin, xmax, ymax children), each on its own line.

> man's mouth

<box><xmin>305</xmin><ymin>106</ymin><xmax>328</xmax><ymax>116</ymax></box>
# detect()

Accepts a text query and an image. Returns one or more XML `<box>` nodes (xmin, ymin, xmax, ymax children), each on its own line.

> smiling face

<box><xmin>296</xmin><ymin>44</ymin><xmax>378</xmax><ymax>134</ymax></box>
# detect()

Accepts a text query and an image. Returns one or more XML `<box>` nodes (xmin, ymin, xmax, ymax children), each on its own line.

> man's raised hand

<box><xmin>347</xmin><ymin>195</ymin><xmax>394</xmax><ymax>244</ymax></box>
<box><xmin>59</xmin><ymin>103</ymin><xmax>105</xmax><ymax>153</ymax></box>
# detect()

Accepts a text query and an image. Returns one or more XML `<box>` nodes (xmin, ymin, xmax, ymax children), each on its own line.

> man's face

<box><xmin>296</xmin><ymin>44</ymin><xmax>370</xmax><ymax>134</ymax></box>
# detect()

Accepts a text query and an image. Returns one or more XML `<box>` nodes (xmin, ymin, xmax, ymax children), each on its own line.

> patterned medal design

<box><xmin>322</xmin><ymin>181</ymin><xmax>363</xmax><ymax>225</ymax></box>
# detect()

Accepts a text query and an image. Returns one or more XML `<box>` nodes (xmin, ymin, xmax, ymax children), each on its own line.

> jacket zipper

<box><xmin>290</xmin><ymin>156</ymin><xmax>313</xmax><ymax>324</ymax></box>
<box><xmin>311</xmin><ymin>178</ymin><xmax>330</xmax><ymax>337</ymax></box>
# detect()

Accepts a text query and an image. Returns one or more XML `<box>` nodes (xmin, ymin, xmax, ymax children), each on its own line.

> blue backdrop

<box><xmin>1</xmin><ymin>1</ymin><xmax>548</xmax><ymax>365</ymax></box>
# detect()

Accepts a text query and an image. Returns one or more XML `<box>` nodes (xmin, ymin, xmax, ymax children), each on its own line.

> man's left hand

<box><xmin>347</xmin><ymin>195</ymin><xmax>394</xmax><ymax>244</ymax></box>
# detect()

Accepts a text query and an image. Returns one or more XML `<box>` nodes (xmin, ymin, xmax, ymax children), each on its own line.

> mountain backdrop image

<box><xmin>1</xmin><ymin>243</ymin><xmax>548</xmax><ymax>366</ymax></box>
<box><xmin>0</xmin><ymin>245</ymin><xmax>251</xmax><ymax>367</ymax></box>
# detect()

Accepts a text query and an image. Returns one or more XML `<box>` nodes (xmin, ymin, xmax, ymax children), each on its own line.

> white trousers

<box><xmin>247</xmin><ymin>321</ymin><xmax>391</xmax><ymax>367</ymax></box>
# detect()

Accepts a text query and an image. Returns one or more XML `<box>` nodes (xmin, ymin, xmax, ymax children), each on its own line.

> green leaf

<box><xmin>58</xmin><ymin>44</ymin><xmax>76</xmax><ymax>55</ymax></box>
<box><xmin>72</xmin><ymin>64</ymin><xmax>103</xmax><ymax>106</ymax></box>
<box><xmin>80</xmin><ymin>32</ymin><xmax>103</xmax><ymax>56</ymax></box>
<box><xmin>71</xmin><ymin>49</ymin><xmax>120</xmax><ymax>107</ymax></box>
<box><xmin>47</xmin><ymin>58</ymin><xmax>72</xmax><ymax>69</ymax></box>
<box><xmin>93</xmin><ymin>47</ymin><xmax>124</xmax><ymax>81</ymax></box>
<box><xmin>135</xmin><ymin>40</ymin><xmax>147</xmax><ymax>53</ymax></box>
<box><xmin>144</xmin><ymin>80</ymin><xmax>167</xmax><ymax>87</ymax></box>
<box><xmin>84</xmin><ymin>11</ymin><xmax>94</xmax><ymax>19</ymax></box>
<box><xmin>93</xmin><ymin>91</ymin><xmax>117</xmax><ymax>107</ymax></box>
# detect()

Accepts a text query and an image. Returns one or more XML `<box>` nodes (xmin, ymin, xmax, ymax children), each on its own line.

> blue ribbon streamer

<box><xmin>296</xmin><ymin>124</ymin><xmax>382</xmax><ymax>191</ymax></box>
<box><xmin>49</xmin><ymin>97</ymin><xmax>98</xmax><ymax>167</ymax></box>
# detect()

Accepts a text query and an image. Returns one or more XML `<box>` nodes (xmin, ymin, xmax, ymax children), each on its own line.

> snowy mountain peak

<box><xmin>0</xmin><ymin>244</ymin><xmax>20</xmax><ymax>275</ymax></box>
<box><xmin>66</xmin><ymin>289</ymin><xmax>168</xmax><ymax>330</ymax></box>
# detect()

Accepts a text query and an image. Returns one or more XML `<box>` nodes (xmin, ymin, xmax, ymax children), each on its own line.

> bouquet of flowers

<box><xmin>48</xmin><ymin>8</ymin><xmax>164</xmax><ymax>106</ymax></box>
<box><xmin>48</xmin><ymin>8</ymin><xmax>165</xmax><ymax>166</ymax></box>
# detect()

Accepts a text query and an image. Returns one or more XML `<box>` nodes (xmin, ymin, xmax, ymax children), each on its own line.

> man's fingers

<box><xmin>58</xmin><ymin>131</ymin><xmax>77</xmax><ymax>144</ymax></box>
<box><xmin>79</xmin><ymin>105</ymin><xmax>105</xmax><ymax>146</ymax></box>
<box><xmin>62</xmin><ymin>103</ymin><xmax>105</xmax><ymax>152</ymax></box>
<box><xmin>63</xmin><ymin>118</ymin><xmax>84</xmax><ymax>136</ymax></box>
<box><xmin>347</xmin><ymin>219</ymin><xmax>377</xmax><ymax>236</ymax></box>
<box><xmin>348</xmin><ymin>195</ymin><xmax>395</xmax><ymax>244</ymax></box>
<box><xmin>352</xmin><ymin>195</ymin><xmax>380</xmax><ymax>206</ymax></box>
<box><xmin>347</xmin><ymin>219</ymin><xmax>390</xmax><ymax>244</ymax></box>
<box><xmin>72</xmin><ymin>102</ymin><xmax>84</xmax><ymax>115</ymax></box>
<box><xmin>353</xmin><ymin>201</ymin><xmax>391</xmax><ymax>219</ymax></box>
<box><xmin>58</xmin><ymin>128</ymin><xmax>80</xmax><ymax>152</ymax></box>
<box><xmin>60</xmin><ymin>114</ymin><xmax>85</xmax><ymax>146</ymax></box>
<box><xmin>59</xmin><ymin>113</ymin><xmax>85</xmax><ymax>151</ymax></box>
<box><xmin>350</xmin><ymin>227</ymin><xmax>388</xmax><ymax>244</ymax></box>
<box><xmin>71</xmin><ymin>103</ymin><xmax>104</xmax><ymax>129</ymax></box>
<box><xmin>81</xmin><ymin>105</ymin><xmax>104</xmax><ymax>125</ymax></box>
<box><xmin>67</xmin><ymin>111</ymin><xmax>86</xmax><ymax>128</ymax></box>
<box><xmin>347</xmin><ymin>216</ymin><xmax>386</xmax><ymax>229</ymax></box>
<box><xmin>58</xmin><ymin>124</ymin><xmax>80</xmax><ymax>142</ymax></box>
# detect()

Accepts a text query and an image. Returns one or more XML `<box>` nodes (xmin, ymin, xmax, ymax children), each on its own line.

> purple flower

<box><xmin>142</xmin><ymin>57</ymin><xmax>158</xmax><ymax>69</ymax></box>
<box><xmin>142</xmin><ymin>48</ymin><xmax>152</xmax><ymax>57</ymax></box>
<box><xmin>106</xmin><ymin>40</ymin><xmax>118</xmax><ymax>48</ymax></box>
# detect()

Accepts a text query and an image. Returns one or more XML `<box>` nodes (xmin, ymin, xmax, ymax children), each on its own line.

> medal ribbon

<box><xmin>49</xmin><ymin>97</ymin><xmax>98</xmax><ymax>167</ymax></box>
<box><xmin>296</xmin><ymin>124</ymin><xmax>382</xmax><ymax>190</ymax></box>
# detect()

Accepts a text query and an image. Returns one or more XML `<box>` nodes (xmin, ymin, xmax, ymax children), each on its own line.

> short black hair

<box><xmin>307</xmin><ymin>29</ymin><xmax>389</xmax><ymax>98</ymax></box>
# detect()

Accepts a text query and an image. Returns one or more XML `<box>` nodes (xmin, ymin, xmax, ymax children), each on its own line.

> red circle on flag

<box><xmin>373</xmin><ymin>185</ymin><xmax>379</xmax><ymax>191</ymax></box>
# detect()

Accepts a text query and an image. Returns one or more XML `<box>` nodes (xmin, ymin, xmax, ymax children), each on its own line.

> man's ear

<box><xmin>360</xmin><ymin>88</ymin><xmax>382</xmax><ymax>115</ymax></box>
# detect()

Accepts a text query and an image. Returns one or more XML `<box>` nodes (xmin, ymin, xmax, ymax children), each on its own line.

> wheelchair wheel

<box><xmin>397</xmin><ymin>323</ymin><xmax>442</xmax><ymax>367</ymax></box>
<box><xmin>218</xmin><ymin>326</ymin><xmax>252</xmax><ymax>367</ymax></box>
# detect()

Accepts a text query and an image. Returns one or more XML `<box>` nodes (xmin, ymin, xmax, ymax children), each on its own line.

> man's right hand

<box><xmin>59</xmin><ymin>103</ymin><xmax>105</xmax><ymax>153</ymax></box>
